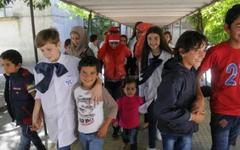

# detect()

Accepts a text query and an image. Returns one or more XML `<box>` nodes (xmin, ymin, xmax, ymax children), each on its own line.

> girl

<box><xmin>164</xmin><ymin>31</ymin><xmax>175</xmax><ymax>50</ymax></box>
<box><xmin>117</xmin><ymin>77</ymin><xmax>143</xmax><ymax>150</ymax></box>
<box><xmin>139</xmin><ymin>26</ymin><xmax>172</xmax><ymax>150</ymax></box>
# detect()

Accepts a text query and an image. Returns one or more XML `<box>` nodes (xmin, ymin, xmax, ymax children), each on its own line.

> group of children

<box><xmin>1</xmin><ymin>4</ymin><xmax>240</xmax><ymax>150</ymax></box>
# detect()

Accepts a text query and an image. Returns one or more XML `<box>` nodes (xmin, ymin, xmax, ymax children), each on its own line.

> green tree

<box><xmin>57</xmin><ymin>1</ymin><xmax>90</xmax><ymax>20</ymax></box>
<box><xmin>188</xmin><ymin>0</ymin><xmax>240</xmax><ymax>44</ymax></box>
<box><xmin>57</xmin><ymin>1</ymin><xmax>111</xmax><ymax>40</ymax></box>
<box><xmin>0</xmin><ymin>0</ymin><xmax>51</xmax><ymax>10</ymax></box>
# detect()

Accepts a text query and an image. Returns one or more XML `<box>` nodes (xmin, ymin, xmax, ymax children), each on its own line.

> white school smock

<box><xmin>139</xmin><ymin>50</ymin><xmax>171</xmax><ymax>114</ymax></box>
<box><xmin>34</xmin><ymin>54</ymin><xmax>79</xmax><ymax>147</ymax></box>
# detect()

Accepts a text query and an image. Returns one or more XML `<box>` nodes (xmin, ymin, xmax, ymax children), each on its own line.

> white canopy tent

<box><xmin>61</xmin><ymin>0</ymin><xmax>219</xmax><ymax>27</ymax></box>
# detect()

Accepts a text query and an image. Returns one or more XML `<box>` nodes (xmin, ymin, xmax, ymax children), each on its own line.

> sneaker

<box><xmin>156</xmin><ymin>129</ymin><xmax>162</xmax><ymax>141</ymax></box>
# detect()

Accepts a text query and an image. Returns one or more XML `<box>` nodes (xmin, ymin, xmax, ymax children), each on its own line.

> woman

<box><xmin>69</xmin><ymin>26</ymin><xmax>94</xmax><ymax>58</ymax></box>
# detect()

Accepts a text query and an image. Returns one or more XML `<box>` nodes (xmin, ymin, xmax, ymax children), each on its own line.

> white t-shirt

<box><xmin>88</xmin><ymin>42</ymin><xmax>99</xmax><ymax>58</ymax></box>
<box><xmin>73</xmin><ymin>85</ymin><xmax>118</xmax><ymax>134</ymax></box>
<box><xmin>74</xmin><ymin>86</ymin><xmax>104</xmax><ymax>133</ymax></box>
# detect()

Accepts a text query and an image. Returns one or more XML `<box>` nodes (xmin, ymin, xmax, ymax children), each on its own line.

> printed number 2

<box><xmin>225</xmin><ymin>63</ymin><xmax>238</xmax><ymax>86</ymax></box>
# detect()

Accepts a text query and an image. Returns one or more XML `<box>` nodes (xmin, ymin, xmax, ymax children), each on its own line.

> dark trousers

<box><xmin>104</xmin><ymin>79</ymin><xmax>122</xmax><ymax>100</ymax></box>
<box><xmin>104</xmin><ymin>79</ymin><xmax>122</xmax><ymax>136</ymax></box>
<box><xmin>19</xmin><ymin>124</ymin><xmax>46</xmax><ymax>150</ymax></box>
<box><xmin>147</xmin><ymin>101</ymin><xmax>157</xmax><ymax>148</ymax></box>
<box><xmin>121</xmin><ymin>128</ymin><xmax>138</xmax><ymax>150</ymax></box>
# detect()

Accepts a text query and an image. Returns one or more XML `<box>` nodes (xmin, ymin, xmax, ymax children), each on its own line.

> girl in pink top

<box><xmin>117</xmin><ymin>77</ymin><xmax>143</xmax><ymax>150</ymax></box>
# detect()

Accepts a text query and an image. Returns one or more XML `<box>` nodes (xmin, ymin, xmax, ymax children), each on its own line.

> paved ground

<box><xmin>1</xmin><ymin>102</ymin><xmax>240</xmax><ymax>150</ymax></box>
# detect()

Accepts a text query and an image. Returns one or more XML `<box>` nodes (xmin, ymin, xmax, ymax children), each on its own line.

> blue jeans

<box><xmin>121</xmin><ymin>128</ymin><xmax>138</xmax><ymax>150</ymax></box>
<box><xmin>18</xmin><ymin>125</ymin><xmax>46</xmax><ymax>150</ymax></box>
<box><xmin>161</xmin><ymin>133</ymin><xmax>192</xmax><ymax>150</ymax></box>
<box><xmin>79</xmin><ymin>132</ymin><xmax>104</xmax><ymax>150</ymax></box>
<box><xmin>210</xmin><ymin>113</ymin><xmax>240</xmax><ymax>150</ymax></box>
<box><xmin>57</xmin><ymin>144</ymin><xmax>71</xmax><ymax>150</ymax></box>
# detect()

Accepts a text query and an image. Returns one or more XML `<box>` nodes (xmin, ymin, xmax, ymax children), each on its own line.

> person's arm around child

<box><xmin>97</xmin><ymin>88</ymin><xmax>118</xmax><ymax>138</ymax></box>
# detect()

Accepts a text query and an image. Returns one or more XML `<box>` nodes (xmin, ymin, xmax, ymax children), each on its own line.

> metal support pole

<box><xmin>30</xmin><ymin>0</ymin><xmax>47</xmax><ymax>136</ymax></box>
<box><xmin>199</xmin><ymin>10</ymin><xmax>204</xmax><ymax>33</ymax></box>
<box><xmin>179</xmin><ymin>19</ymin><xmax>182</xmax><ymax>36</ymax></box>
<box><xmin>29</xmin><ymin>0</ymin><xmax>38</xmax><ymax>64</ymax></box>
<box><xmin>3</xmin><ymin>5</ymin><xmax>6</xmax><ymax>17</ymax></box>
<box><xmin>87</xmin><ymin>11</ymin><xmax>92</xmax><ymax>36</ymax></box>
<box><xmin>119</xmin><ymin>24</ymin><xmax>122</xmax><ymax>33</ymax></box>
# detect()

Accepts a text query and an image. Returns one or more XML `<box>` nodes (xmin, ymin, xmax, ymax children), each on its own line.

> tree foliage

<box><xmin>91</xmin><ymin>16</ymin><xmax>111</xmax><ymax>40</ymax></box>
<box><xmin>57</xmin><ymin>1</ymin><xmax>90</xmax><ymax>20</ymax></box>
<box><xmin>0</xmin><ymin>0</ymin><xmax>13</xmax><ymax>8</ymax></box>
<box><xmin>0</xmin><ymin>0</ymin><xmax>51</xmax><ymax>10</ymax></box>
<box><xmin>188</xmin><ymin>0</ymin><xmax>240</xmax><ymax>44</ymax></box>
<box><xmin>57</xmin><ymin>1</ymin><xmax>111</xmax><ymax>39</ymax></box>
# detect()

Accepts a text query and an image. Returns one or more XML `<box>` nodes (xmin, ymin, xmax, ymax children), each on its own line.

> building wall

<box><xmin>0</xmin><ymin>0</ymin><xmax>84</xmax><ymax>107</ymax></box>
<box><xmin>0</xmin><ymin>0</ymin><xmax>83</xmax><ymax>71</ymax></box>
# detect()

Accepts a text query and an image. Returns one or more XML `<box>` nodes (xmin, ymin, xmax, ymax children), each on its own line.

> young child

<box><xmin>73</xmin><ymin>56</ymin><xmax>117</xmax><ymax>150</ymax></box>
<box><xmin>120</xmin><ymin>35</ymin><xmax>128</xmax><ymax>46</ymax></box>
<box><xmin>32</xmin><ymin>28</ymin><xmax>102</xmax><ymax>150</ymax></box>
<box><xmin>195</xmin><ymin>4</ymin><xmax>240</xmax><ymax>150</ymax></box>
<box><xmin>154</xmin><ymin>31</ymin><xmax>207</xmax><ymax>150</ymax></box>
<box><xmin>64</xmin><ymin>38</ymin><xmax>71</xmax><ymax>54</ymax></box>
<box><xmin>0</xmin><ymin>49</ymin><xmax>46</xmax><ymax>150</ymax></box>
<box><xmin>117</xmin><ymin>77</ymin><xmax>143</xmax><ymax>150</ymax></box>
<box><xmin>139</xmin><ymin>26</ymin><xmax>172</xmax><ymax>150</ymax></box>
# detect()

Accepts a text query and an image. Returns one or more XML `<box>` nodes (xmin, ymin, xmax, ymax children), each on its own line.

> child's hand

<box><xmin>31</xmin><ymin>100</ymin><xmax>43</xmax><ymax>131</ymax></box>
<box><xmin>31</xmin><ymin>116</ymin><xmax>42</xmax><ymax>131</ymax></box>
<box><xmin>191</xmin><ymin>96</ymin><xmax>205</xmax><ymax>113</ymax></box>
<box><xmin>191</xmin><ymin>111</ymin><xmax>205</xmax><ymax>124</ymax></box>
<box><xmin>97</xmin><ymin>125</ymin><xmax>108</xmax><ymax>138</ymax></box>
<box><xmin>97</xmin><ymin>118</ymin><xmax>112</xmax><ymax>138</ymax></box>
<box><xmin>112</xmin><ymin>119</ymin><xmax>118</xmax><ymax>127</ymax></box>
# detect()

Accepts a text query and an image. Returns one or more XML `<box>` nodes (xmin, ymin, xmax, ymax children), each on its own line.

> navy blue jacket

<box><xmin>4</xmin><ymin>68</ymin><xmax>35</xmax><ymax>125</ymax></box>
<box><xmin>154</xmin><ymin>58</ymin><xmax>198</xmax><ymax>135</ymax></box>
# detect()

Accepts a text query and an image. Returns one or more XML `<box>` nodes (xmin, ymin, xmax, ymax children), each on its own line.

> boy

<box><xmin>0</xmin><ymin>49</ymin><xmax>46</xmax><ymax>150</ymax></box>
<box><xmin>74</xmin><ymin>56</ymin><xmax>117</xmax><ymax>150</ymax></box>
<box><xmin>32</xmin><ymin>28</ymin><xmax>102</xmax><ymax>150</ymax></box>
<box><xmin>154</xmin><ymin>31</ymin><xmax>207</xmax><ymax>150</ymax></box>
<box><xmin>194</xmin><ymin>4</ymin><xmax>240</xmax><ymax>150</ymax></box>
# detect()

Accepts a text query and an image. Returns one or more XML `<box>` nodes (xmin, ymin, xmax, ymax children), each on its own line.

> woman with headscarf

<box><xmin>69</xmin><ymin>26</ymin><xmax>94</xmax><ymax>58</ymax></box>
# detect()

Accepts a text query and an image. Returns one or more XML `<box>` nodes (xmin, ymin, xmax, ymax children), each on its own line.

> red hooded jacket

<box><xmin>98</xmin><ymin>32</ymin><xmax>131</xmax><ymax>80</ymax></box>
